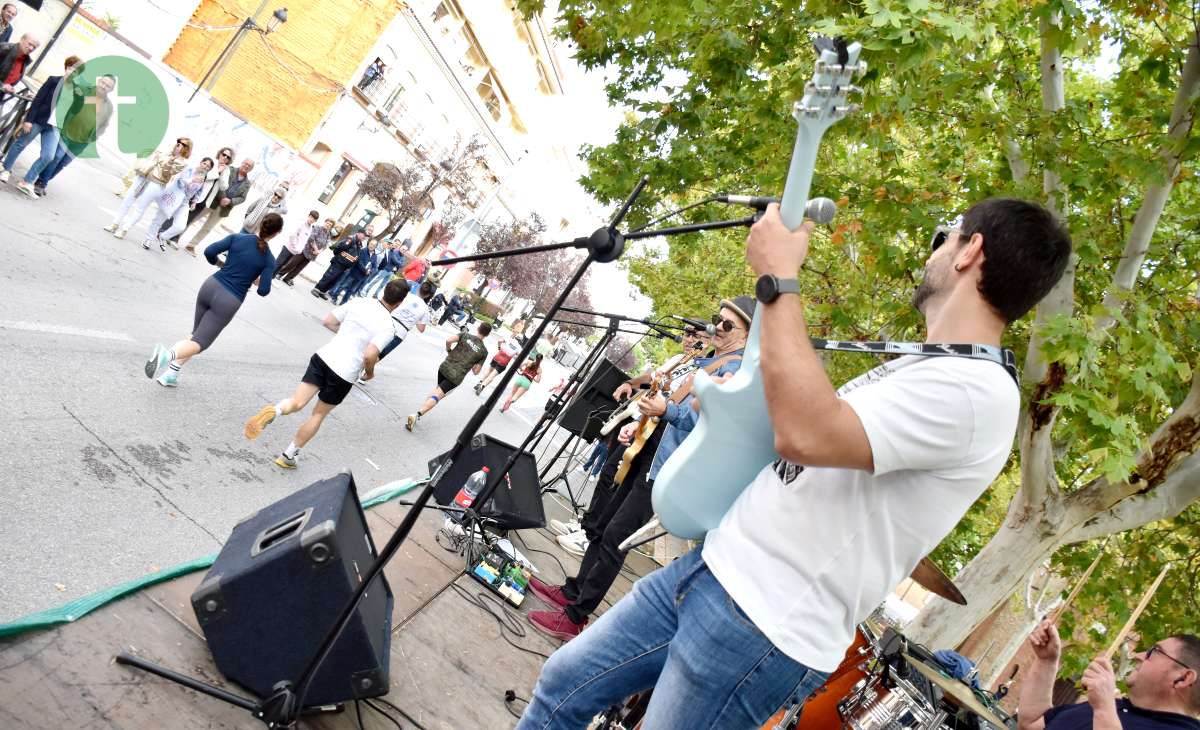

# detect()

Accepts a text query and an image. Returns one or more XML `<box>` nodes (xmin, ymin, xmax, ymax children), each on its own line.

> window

<box><xmin>383</xmin><ymin>83</ymin><xmax>405</xmax><ymax>113</ymax></box>
<box><xmin>477</xmin><ymin>75</ymin><xmax>502</xmax><ymax>121</ymax></box>
<box><xmin>318</xmin><ymin>160</ymin><xmax>352</xmax><ymax>204</ymax></box>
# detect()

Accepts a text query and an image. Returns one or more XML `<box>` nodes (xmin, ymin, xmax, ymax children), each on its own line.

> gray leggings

<box><xmin>192</xmin><ymin>277</ymin><xmax>243</xmax><ymax>351</ymax></box>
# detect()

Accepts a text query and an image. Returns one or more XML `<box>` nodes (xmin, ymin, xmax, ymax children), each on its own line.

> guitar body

<box><xmin>652</xmin><ymin>39</ymin><xmax>864</xmax><ymax>539</ymax></box>
<box><xmin>600</xmin><ymin>393</ymin><xmax>644</xmax><ymax>436</ymax></box>
<box><xmin>614</xmin><ymin>416</ymin><xmax>658</xmax><ymax>486</ymax></box>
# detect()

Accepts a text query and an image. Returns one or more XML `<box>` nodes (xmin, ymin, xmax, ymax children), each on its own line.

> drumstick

<box><xmin>1101</xmin><ymin>563</ymin><xmax>1170</xmax><ymax>661</ymax></box>
<box><xmin>1048</xmin><ymin>540</ymin><xmax>1109</xmax><ymax>624</ymax></box>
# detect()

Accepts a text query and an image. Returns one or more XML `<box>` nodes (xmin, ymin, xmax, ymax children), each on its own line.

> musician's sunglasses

<box><xmin>1146</xmin><ymin>644</ymin><xmax>1194</xmax><ymax>670</ymax></box>
<box><xmin>711</xmin><ymin>315</ymin><xmax>741</xmax><ymax>332</ymax></box>
<box><xmin>930</xmin><ymin>225</ymin><xmax>964</xmax><ymax>252</ymax></box>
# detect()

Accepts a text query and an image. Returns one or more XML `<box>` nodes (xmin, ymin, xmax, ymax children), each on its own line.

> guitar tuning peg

<box><xmin>843</xmin><ymin>85</ymin><xmax>864</xmax><ymax>95</ymax></box>
<box><xmin>835</xmin><ymin>104</ymin><xmax>862</xmax><ymax>117</ymax></box>
<box><xmin>855</xmin><ymin>61</ymin><xmax>868</xmax><ymax>75</ymax></box>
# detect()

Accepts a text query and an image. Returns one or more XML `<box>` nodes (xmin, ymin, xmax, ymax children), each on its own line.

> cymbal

<box><xmin>910</xmin><ymin>557</ymin><xmax>967</xmax><ymax>605</ymax></box>
<box><xmin>903</xmin><ymin>653</ymin><xmax>1009</xmax><ymax>728</ymax></box>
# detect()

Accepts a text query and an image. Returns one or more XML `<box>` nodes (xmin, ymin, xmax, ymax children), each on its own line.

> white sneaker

<box><xmin>113</xmin><ymin>227</ymin><xmax>128</xmax><ymax>239</ymax></box>
<box><xmin>548</xmin><ymin>518</ymin><xmax>581</xmax><ymax>536</ymax></box>
<box><xmin>557</xmin><ymin>531</ymin><xmax>588</xmax><ymax>557</ymax></box>
<box><xmin>103</xmin><ymin>223</ymin><xmax>118</xmax><ymax>233</ymax></box>
<box><xmin>0</xmin><ymin>170</ymin><xmax>9</xmax><ymax>183</ymax></box>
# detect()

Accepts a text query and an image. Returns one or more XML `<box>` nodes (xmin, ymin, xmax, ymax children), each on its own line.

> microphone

<box><xmin>671</xmin><ymin>315</ymin><xmax>709</xmax><ymax>330</ymax></box>
<box><xmin>656</xmin><ymin>331</ymin><xmax>683</xmax><ymax>343</ymax></box>
<box><xmin>718</xmin><ymin>195</ymin><xmax>838</xmax><ymax>224</ymax></box>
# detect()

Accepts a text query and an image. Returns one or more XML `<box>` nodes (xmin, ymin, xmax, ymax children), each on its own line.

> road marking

<box><xmin>0</xmin><ymin>320</ymin><xmax>135</xmax><ymax>342</ymax></box>
<box><xmin>365</xmin><ymin>458</ymin><xmax>380</xmax><ymax>471</ymax></box>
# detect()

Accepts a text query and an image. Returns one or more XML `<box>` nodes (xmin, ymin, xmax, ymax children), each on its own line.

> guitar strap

<box><xmin>668</xmin><ymin>352</ymin><xmax>743</xmax><ymax>405</ymax></box>
<box><xmin>811</xmin><ymin>339</ymin><xmax>1019</xmax><ymax>386</ymax></box>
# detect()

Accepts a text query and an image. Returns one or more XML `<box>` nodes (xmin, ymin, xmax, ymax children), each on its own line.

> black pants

<box><xmin>579</xmin><ymin>441</ymin><xmax>628</xmax><ymax>543</ymax></box>
<box><xmin>562</xmin><ymin>427</ymin><xmax>664</xmax><ymax>624</ymax></box>
<box><xmin>272</xmin><ymin>248</ymin><xmax>293</xmax><ymax>273</ymax></box>
<box><xmin>314</xmin><ymin>262</ymin><xmax>349</xmax><ymax>292</ymax></box>
<box><xmin>277</xmin><ymin>253</ymin><xmax>310</xmax><ymax>283</ymax></box>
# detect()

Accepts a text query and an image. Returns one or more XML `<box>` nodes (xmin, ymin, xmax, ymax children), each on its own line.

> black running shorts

<box><xmin>302</xmin><ymin>354</ymin><xmax>354</xmax><ymax>406</ymax></box>
<box><xmin>436</xmin><ymin>365</ymin><xmax>459</xmax><ymax>395</ymax></box>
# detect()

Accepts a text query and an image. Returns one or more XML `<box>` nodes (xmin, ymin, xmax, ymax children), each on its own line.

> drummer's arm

<box><xmin>1016</xmin><ymin>657</ymin><xmax>1058</xmax><ymax>730</ymax></box>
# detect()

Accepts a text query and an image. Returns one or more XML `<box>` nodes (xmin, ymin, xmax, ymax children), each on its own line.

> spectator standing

<box><xmin>312</xmin><ymin>227</ymin><xmax>369</xmax><ymax>299</ymax></box>
<box><xmin>274</xmin><ymin>209</ymin><xmax>318</xmax><ymax>272</ymax></box>
<box><xmin>330</xmin><ymin>238</ymin><xmax>378</xmax><ymax>304</ymax></box>
<box><xmin>104</xmin><ymin>137</ymin><xmax>192</xmax><ymax>239</ymax></box>
<box><xmin>242</xmin><ymin>182</ymin><xmax>289</xmax><ymax>234</ymax></box>
<box><xmin>184</xmin><ymin>158</ymin><xmax>254</xmax><ymax>255</ymax></box>
<box><xmin>161</xmin><ymin>146</ymin><xmax>233</xmax><ymax>246</ymax></box>
<box><xmin>362</xmin><ymin>241</ymin><xmax>403</xmax><ymax>298</ymax></box>
<box><xmin>0</xmin><ymin>4</ymin><xmax>19</xmax><ymax>45</ymax></box>
<box><xmin>278</xmin><ymin>217</ymin><xmax>334</xmax><ymax>286</ymax></box>
<box><xmin>0</xmin><ymin>55</ymin><xmax>80</xmax><ymax>192</ymax></box>
<box><xmin>0</xmin><ymin>34</ymin><xmax>39</xmax><ymax>96</ymax></box>
<box><xmin>402</xmin><ymin>255</ymin><xmax>428</xmax><ymax>291</ymax></box>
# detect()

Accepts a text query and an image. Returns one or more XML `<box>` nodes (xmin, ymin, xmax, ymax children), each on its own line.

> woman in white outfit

<box><xmin>143</xmin><ymin>158</ymin><xmax>211</xmax><ymax>252</ymax></box>
<box><xmin>104</xmin><ymin>137</ymin><xmax>192</xmax><ymax>239</ymax></box>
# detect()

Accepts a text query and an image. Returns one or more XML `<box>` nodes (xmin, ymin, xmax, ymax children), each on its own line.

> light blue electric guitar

<box><xmin>651</xmin><ymin>38</ymin><xmax>865</xmax><ymax>539</ymax></box>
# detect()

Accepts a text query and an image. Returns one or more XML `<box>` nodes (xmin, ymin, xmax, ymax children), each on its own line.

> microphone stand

<box><xmin>113</xmin><ymin>176</ymin><xmax>760</xmax><ymax>728</ymax></box>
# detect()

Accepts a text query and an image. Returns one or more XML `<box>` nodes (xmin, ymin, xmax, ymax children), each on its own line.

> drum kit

<box><xmin>592</xmin><ymin>559</ymin><xmax>1015</xmax><ymax>730</ymax></box>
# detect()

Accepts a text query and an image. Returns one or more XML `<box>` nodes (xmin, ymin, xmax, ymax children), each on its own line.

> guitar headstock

<box><xmin>794</xmin><ymin>37</ymin><xmax>866</xmax><ymax>129</ymax></box>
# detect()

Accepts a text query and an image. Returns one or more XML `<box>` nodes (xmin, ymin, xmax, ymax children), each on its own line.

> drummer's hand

<box><xmin>1082</xmin><ymin>657</ymin><xmax>1117</xmax><ymax>710</ymax></box>
<box><xmin>613</xmin><ymin>382</ymin><xmax>633</xmax><ymax>401</ymax></box>
<box><xmin>618</xmin><ymin>422</ymin><xmax>637</xmax><ymax>445</ymax></box>
<box><xmin>1028</xmin><ymin>619</ymin><xmax>1061</xmax><ymax>663</ymax></box>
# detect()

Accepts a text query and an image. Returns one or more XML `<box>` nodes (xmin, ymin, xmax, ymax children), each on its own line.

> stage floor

<box><xmin>0</xmin><ymin>489</ymin><xmax>661</xmax><ymax>729</ymax></box>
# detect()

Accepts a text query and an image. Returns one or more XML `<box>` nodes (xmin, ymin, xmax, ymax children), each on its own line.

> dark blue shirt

<box><xmin>205</xmin><ymin>233</ymin><xmax>275</xmax><ymax>301</ymax></box>
<box><xmin>1044</xmin><ymin>699</ymin><xmax>1200</xmax><ymax>730</ymax></box>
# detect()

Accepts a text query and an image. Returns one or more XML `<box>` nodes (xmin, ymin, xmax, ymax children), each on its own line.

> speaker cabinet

<box><xmin>191</xmin><ymin>472</ymin><xmax>392</xmax><ymax>707</ymax></box>
<box><xmin>556</xmin><ymin>358</ymin><xmax>628</xmax><ymax>441</ymax></box>
<box><xmin>428</xmin><ymin>433</ymin><xmax>545</xmax><ymax>530</ymax></box>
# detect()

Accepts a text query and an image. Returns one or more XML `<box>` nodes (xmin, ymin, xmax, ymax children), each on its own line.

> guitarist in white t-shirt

<box><xmin>516</xmin><ymin>197</ymin><xmax>1073</xmax><ymax>729</ymax></box>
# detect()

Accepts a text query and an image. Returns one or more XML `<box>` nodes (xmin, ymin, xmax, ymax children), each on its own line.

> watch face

<box><xmin>755</xmin><ymin>274</ymin><xmax>777</xmax><ymax>302</ymax></box>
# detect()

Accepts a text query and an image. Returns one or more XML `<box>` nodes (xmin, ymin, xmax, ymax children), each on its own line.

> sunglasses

<box><xmin>219</xmin><ymin>151</ymin><xmax>232</xmax><ymax>159</ymax></box>
<box><xmin>711</xmin><ymin>315</ymin><xmax>741</xmax><ymax>332</ymax></box>
<box><xmin>931</xmin><ymin>225</ymin><xmax>962</xmax><ymax>252</ymax></box>
<box><xmin>1147</xmin><ymin>644</ymin><xmax>1194</xmax><ymax>671</ymax></box>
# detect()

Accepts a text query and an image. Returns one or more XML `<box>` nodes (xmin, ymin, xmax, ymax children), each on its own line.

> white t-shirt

<box><xmin>315</xmin><ymin>299</ymin><xmax>397</xmax><ymax>382</ymax></box>
<box><xmin>391</xmin><ymin>296</ymin><xmax>431</xmax><ymax>339</ymax></box>
<box><xmin>702</xmin><ymin>355</ymin><xmax>1019</xmax><ymax>672</ymax></box>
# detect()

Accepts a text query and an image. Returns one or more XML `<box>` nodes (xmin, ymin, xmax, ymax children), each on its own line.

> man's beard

<box><xmin>911</xmin><ymin>278</ymin><xmax>936</xmax><ymax>312</ymax></box>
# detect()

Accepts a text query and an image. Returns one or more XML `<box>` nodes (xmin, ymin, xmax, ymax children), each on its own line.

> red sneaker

<box><xmin>528</xmin><ymin>576</ymin><xmax>571</xmax><ymax>608</ymax></box>
<box><xmin>528</xmin><ymin>609</ymin><xmax>586</xmax><ymax>641</ymax></box>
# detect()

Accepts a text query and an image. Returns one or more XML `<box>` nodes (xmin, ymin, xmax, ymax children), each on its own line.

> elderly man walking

<box><xmin>184</xmin><ymin>158</ymin><xmax>254</xmax><ymax>255</ymax></box>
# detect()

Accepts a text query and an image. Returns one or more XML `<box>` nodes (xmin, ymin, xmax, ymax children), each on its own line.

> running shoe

<box><xmin>144</xmin><ymin>344</ymin><xmax>170</xmax><ymax>380</ymax></box>
<box><xmin>548</xmin><ymin>518</ymin><xmax>581</xmax><ymax>537</ymax></box>
<box><xmin>158</xmin><ymin>239</ymin><xmax>167</xmax><ymax>252</ymax></box>
<box><xmin>103</xmin><ymin>223</ymin><xmax>118</xmax><ymax>233</ymax></box>
<box><xmin>156</xmin><ymin>371</ymin><xmax>178</xmax><ymax>388</ymax></box>
<box><xmin>142</xmin><ymin>238</ymin><xmax>152</xmax><ymax>250</ymax></box>
<box><xmin>113</xmin><ymin>227</ymin><xmax>127</xmax><ymax>239</ymax></box>
<box><xmin>556</xmin><ymin>530</ymin><xmax>589</xmax><ymax>557</ymax></box>
<box><xmin>473</xmin><ymin>382</ymin><xmax>483</xmax><ymax>395</ymax></box>
<box><xmin>405</xmin><ymin>414</ymin><xmax>417</xmax><ymax>431</ymax></box>
<box><xmin>274</xmin><ymin>453</ymin><xmax>297</xmax><ymax>469</ymax></box>
<box><xmin>244</xmin><ymin>405</ymin><xmax>276</xmax><ymax>440</ymax></box>
<box><xmin>0</xmin><ymin>170</ymin><xmax>9</xmax><ymax>183</ymax></box>
<box><xmin>15</xmin><ymin>180</ymin><xmax>37</xmax><ymax>198</ymax></box>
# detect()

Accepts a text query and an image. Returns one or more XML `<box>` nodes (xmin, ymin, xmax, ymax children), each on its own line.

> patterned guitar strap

<box><xmin>667</xmin><ymin>352</ymin><xmax>744</xmax><ymax>405</ymax></box>
<box><xmin>810</xmin><ymin>338</ymin><xmax>1020</xmax><ymax>386</ymax></box>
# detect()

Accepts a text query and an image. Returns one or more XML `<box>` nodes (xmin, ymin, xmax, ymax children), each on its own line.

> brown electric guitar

<box><xmin>613</xmin><ymin>352</ymin><xmax>697</xmax><ymax>486</ymax></box>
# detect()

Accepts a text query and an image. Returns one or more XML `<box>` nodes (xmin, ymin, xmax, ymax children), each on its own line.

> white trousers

<box><xmin>111</xmin><ymin>180</ymin><xmax>165</xmax><ymax>231</ymax></box>
<box><xmin>146</xmin><ymin>203</ymin><xmax>190</xmax><ymax>242</ymax></box>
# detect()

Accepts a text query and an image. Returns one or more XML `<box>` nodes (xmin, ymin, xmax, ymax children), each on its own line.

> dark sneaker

<box><xmin>528</xmin><ymin>609</ymin><xmax>586</xmax><ymax>641</ymax></box>
<box><xmin>528</xmin><ymin>576</ymin><xmax>571</xmax><ymax>609</ymax></box>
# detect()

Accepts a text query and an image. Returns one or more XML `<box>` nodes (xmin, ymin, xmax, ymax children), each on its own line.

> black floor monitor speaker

<box><xmin>556</xmin><ymin>358</ymin><xmax>628</xmax><ymax>442</ymax></box>
<box><xmin>429</xmin><ymin>433</ymin><xmax>546</xmax><ymax>530</ymax></box>
<box><xmin>191</xmin><ymin>472</ymin><xmax>392</xmax><ymax>707</ymax></box>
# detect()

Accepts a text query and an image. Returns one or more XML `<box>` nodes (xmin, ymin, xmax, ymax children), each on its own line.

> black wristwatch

<box><xmin>755</xmin><ymin>274</ymin><xmax>800</xmax><ymax>303</ymax></box>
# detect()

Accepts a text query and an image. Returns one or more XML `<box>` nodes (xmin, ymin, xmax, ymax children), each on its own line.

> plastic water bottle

<box><xmin>453</xmin><ymin>467</ymin><xmax>490</xmax><ymax>509</ymax></box>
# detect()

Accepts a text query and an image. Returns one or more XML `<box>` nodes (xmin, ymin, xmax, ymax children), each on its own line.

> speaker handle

<box><xmin>250</xmin><ymin>508</ymin><xmax>313</xmax><ymax>557</ymax></box>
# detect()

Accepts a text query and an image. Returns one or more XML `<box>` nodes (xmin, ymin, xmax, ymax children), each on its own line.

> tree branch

<box><xmin>1094</xmin><ymin>33</ymin><xmax>1200</xmax><ymax>333</ymax></box>
<box><xmin>1059</xmin><ymin>450</ymin><xmax>1200</xmax><ymax>544</ymax></box>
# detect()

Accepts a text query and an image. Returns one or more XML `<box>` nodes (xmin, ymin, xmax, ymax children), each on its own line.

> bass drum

<box><xmin>761</xmin><ymin>626</ymin><xmax>875</xmax><ymax>730</ymax></box>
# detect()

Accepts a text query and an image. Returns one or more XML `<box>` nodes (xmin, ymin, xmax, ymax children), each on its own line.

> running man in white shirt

<box><xmin>243</xmin><ymin>279</ymin><xmax>408</xmax><ymax>468</ymax></box>
<box><xmin>377</xmin><ymin>280</ymin><xmax>435</xmax><ymax>361</ymax></box>
<box><xmin>516</xmin><ymin>197</ymin><xmax>1073</xmax><ymax>729</ymax></box>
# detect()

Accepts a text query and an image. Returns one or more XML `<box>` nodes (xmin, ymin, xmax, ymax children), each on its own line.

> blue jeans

<box><xmin>35</xmin><ymin>137</ymin><xmax>84</xmax><ymax>188</ymax></box>
<box><xmin>329</xmin><ymin>270</ymin><xmax>365</xmax><ymax>303</ymax></box>
<box><xmin>582</xmin><ymin>441</ymin><xmax>609</xmax><ymax>476</ymax></box>
<box><xmin>363</xmin><ymin>269</ymin><xmax>393</xmax><ymax>298</ymax></box>
<box><xmin>516</xmin><ymin>548</ymin><xmax>828</xmax><ymax>729</ymax></box>
<box><xmin>2</xmin><ymin>122</ymin><xmax>59</xmax><ymax>183</ymax></box>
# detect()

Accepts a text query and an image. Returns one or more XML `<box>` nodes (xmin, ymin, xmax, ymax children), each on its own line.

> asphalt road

<box><xmin>0</xmin><ymin>153</ymin><xmax>584</xmax><ymax>624</ymax></box>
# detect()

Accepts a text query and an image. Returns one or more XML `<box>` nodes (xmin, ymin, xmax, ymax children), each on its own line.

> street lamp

<box><xmin>189</xmin><ymin>5</ymin><xmax>288</xmax><ymax>102</ymax></box>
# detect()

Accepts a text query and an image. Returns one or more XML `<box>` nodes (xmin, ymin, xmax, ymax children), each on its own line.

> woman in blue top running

<box><xmin>143</xmin><ymin>213</ymin><xmax>284</xmax><ymax>387</ymax></box>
